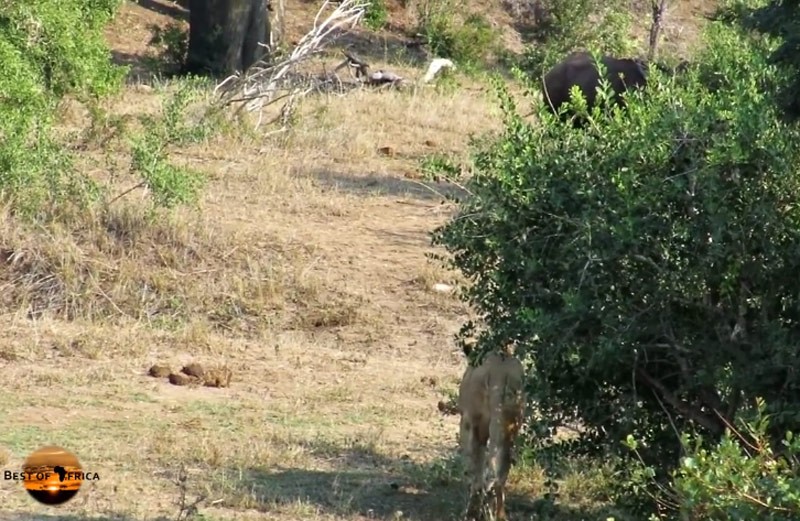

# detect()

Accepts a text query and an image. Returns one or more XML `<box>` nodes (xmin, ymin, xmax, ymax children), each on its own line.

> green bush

<box><xmin>719</xmin><ymin>0</ymin><xmax>800</xmax><ymax>120</ymax></box>
<box><xmin>432</xmin><ymin>13</ymin><xmax>800</xmax><ymax>508</ymax></box>
<box><xmin>0</xmin><ymin>0</ymin><xmax>125</xmax><ymax>217</ymax></box>
<box><xmin>624</xmin><ymin>398</ymin><xmax>800</xmax><ymax>520</ymax></box>
<box><xmin>520</xmin><ymin>0</ymin><xmax>635</xmax><ymax>75</ymax></box>
<box><xmin>146</xmin><ymin>22</ymin><xmax>190</xmax><ymax>74</ymax></box>
<box><xmin>415</xmin><ymin>0</ymin><xmax>498</xmax><ymax>68</ymax></box>
<box><xmin>419</xmin><ymin>153</ymin><xmax>462</xmax><ymax>181</ymax></box>
<box><xmin>363</xmin><ymin>0</ymin><xmax>389</xmax><ymax>30</ymax></box>
<box><xmin>128</xmin><ymin>79</ymin><xmax>214</xmax><ymax>210</ymax></box>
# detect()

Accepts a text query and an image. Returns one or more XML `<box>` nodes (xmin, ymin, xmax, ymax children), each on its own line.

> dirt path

<box><xmin>0</xmin><ymin>184</ymin><xmax>470</xmax><ymax>521</ymax></box>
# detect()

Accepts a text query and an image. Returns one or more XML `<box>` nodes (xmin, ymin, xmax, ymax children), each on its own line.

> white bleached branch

<box><xmin>213</xmin><ymin>0</ymin><xmax>369</xmax><ymax>129</ymax></box>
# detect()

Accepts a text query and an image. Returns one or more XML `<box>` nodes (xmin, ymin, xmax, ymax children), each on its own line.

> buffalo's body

<box><xmin>542</xmin><ymin>51</ymin><xmax>649</xmax><ymax>126</ymax></box>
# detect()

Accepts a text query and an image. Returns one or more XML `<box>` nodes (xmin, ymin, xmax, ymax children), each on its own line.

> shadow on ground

<box><xmin>211</xmin><ymin>442</ymin><xmax>530</xmax><ymax>521</ymax></box>
<box><xmin>134</xmin><ymin>0</ymin><xmax>189</xmax><ymax>20</ymax></box>
<box><xmin>221</xmin><ymin>466</ymin><xmax>464</xmax><ymax>520</ymax></box>
<box><xmin>207</xmin><ymin>440</ymin><xmax>624</xmax><ymax>521</ymax></box>
<box><xmin>310</xmin><ymin>169</ymin><xmax>470</xmax><ymax>202</ymax></box>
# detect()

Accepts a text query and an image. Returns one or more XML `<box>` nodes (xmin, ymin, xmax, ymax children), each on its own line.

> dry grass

<box><xmin>1</xmin><ymin>3</ymin><xmax>486</xmax><ymax>519</ymax></box>
<box><xmin>0</xmin><ymin>1</ymin><xmax>717</xmax><ymax>520</ymax></box>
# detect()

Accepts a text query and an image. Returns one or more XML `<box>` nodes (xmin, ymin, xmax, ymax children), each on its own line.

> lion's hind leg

<box><xmin>461</xmin><ymin>412</ymin><xmax>488</xmax><ymax>521</ymax></box>
<box><xmin>485</xmin><ymin>377</ymin><xmax>524</xmax><ymax>520</ymax></box>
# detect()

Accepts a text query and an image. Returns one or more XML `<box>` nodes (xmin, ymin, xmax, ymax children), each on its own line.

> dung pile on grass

<box><xmin>148</xmin><ymin>362</ymin><xmax>233</xmax><ymax>388</ymax></box>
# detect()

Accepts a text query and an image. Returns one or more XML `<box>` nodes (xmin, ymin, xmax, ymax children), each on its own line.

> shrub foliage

<box><xmin>415</xmin><ymin>0</ymin><xmax>498</xmax><ymax>68</ymax></box>
<box><xmin>519</xmin><ymin>0</ymin><xmax>635</xmax><ymax>75</ymax></box>
<box><xmin>433</xmin><ymin>13</ymin><xmax>800</xmax><ymax>495</ymax></box>
<box><xmin>718</xmin><ymin>0</ymin><xmax>800</xmax><ymax>120</ymax></box>
<box><xmin>0</xmin><ymin>0</ymin><xmax>208</xmax><ymax>218</ymax></box>
<box><xmin>0</xmin><ymin>0</ymin><xmax>126</xmax><ymax>216</ymax></box>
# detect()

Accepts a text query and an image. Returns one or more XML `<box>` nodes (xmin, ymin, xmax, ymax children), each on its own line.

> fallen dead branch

<box><xmin>213</xmin><ymin>0</ymin><xmax>457</xmax><ymax>132</ymax></box>
<box><xmin>213</xmin><ymin>0</ymin><xmax>369</xmax><ymax>130</ymax></box>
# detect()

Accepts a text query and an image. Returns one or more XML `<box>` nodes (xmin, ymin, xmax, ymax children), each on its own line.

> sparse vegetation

<box><xmin>127</xmin><ymin>80</ymin><xmax>214</xmax><ymax>209</ymax></box>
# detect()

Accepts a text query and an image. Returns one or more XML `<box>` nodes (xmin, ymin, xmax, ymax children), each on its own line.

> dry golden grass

<box><xmin>1</xmin><ymin>5</ymin><xmax>488</xmax><ymax>520</ymax></box>
<box><xmin>0</xmin><ymin>1</ymin><xmax>718</xmax><ymax>520</ymax></box>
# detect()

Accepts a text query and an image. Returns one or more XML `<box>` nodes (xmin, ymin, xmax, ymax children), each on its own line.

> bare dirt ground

<box><xmin>0</xmin><ymin>0</ymin><xmax>714</xmax><ymax>519</ymax></box>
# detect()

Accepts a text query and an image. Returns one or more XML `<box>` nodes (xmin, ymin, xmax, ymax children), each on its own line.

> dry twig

<box><xmin>213</xmin><ymin>0</ymin><xmax>369</xmax><ymax>130</ymax></box>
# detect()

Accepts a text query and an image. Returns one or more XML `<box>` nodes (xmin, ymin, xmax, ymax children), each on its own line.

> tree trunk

<box><xmin>185</xmin><ymin>0</ymin><xmax>271</xmax><ymax>78</ymax></box>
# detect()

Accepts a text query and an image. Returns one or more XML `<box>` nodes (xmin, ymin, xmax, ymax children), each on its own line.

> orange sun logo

<box><xmin>22</xmin><ymin>445</ymin><xmax>84</xmax><ymax>505</ymax></box>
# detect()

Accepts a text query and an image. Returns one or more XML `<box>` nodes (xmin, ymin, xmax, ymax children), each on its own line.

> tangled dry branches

<box><xmin>213</xmin><ymin>0</ymin><xmax>369</xmax><ymax>131</ymax></box>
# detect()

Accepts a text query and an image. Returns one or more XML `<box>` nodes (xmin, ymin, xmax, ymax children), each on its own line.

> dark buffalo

<box><xmin>541</xmin><ymin>51</ymin><xmax>650</xmax><ymax>127</ymax></box>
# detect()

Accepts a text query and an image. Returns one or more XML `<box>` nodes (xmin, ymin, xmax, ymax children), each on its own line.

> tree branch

<box><xmin>635</xmin><ymin>367</ymin><xmax>725</xmax><ymax>436</ymax></box>
<box><xmin>647</xmin><ymin>0</ymin><xmax>669</xmax><ymax>62</ymax></box>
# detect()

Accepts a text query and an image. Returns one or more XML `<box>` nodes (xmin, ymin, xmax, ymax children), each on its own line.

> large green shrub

<box><xmin>716</xmin><ymin>0</ymin><xmax>800</xmax><ymax>120</ymax></box>
<box><xmin>0</xmin><ymin>0</ymin><xmax>125</xmax><ymax>216</ymax></box>
<box><xmin>432</xmin><ymin>15</ymin><xmax>800</xmax><ymax>491</ymax></box>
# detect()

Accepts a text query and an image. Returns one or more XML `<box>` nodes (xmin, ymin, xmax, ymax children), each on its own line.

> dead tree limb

<box><xmin>213</xmin><ymin>0</ymin><xmax>368</xmax><ymax>129</ymax></box>
<box><xmin>648</xmin><ymin>0</ymin><xmax>669</xmax><ymax>62</ymax></box>
<box><xmin>342</xmin><ymin>49</ymin><xmax>370</xmax><ymax>78</ymax></box>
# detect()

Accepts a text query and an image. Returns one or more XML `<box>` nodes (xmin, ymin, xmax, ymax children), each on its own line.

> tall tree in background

<box><xmin>185</xmin><ymin>0</ymin><xmax>271</xmax><ymax>77</ymax></box>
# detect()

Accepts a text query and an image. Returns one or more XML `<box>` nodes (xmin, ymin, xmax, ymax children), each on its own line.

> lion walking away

<box><xmin>458</xmin><ymin>350</ymin><xmax>525</xmax><ymax>521</ymax></box>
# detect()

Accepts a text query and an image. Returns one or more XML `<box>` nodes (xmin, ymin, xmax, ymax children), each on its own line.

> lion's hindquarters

<box><xmin>486</xmin><ymin>368</ymin><xmax>524</xmax><ymax>490</ymax></box>
<box><xmin>459</xmin><ymin>355</ymin><xmax>525</xmax><ymax>521</ymax></box>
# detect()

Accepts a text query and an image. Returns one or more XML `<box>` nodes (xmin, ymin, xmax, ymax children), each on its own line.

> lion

<box><xmin>457</xmin><ymin>348</ymin><xmax>525</xmax><ymax>521</ymax></box>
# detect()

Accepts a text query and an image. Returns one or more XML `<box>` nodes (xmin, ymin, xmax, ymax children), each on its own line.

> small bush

<box><xmin>363</xmin><ymin>0</ymin><xmax>389</xmax><ymax>30</ymax></box>
<box><xmin>624</xmin><ymin>398</ymin><xmax>800</xmax><ymax>520</ymax></box>
<box><xmin>673</xmin><ymin>423</ymin><xmax>800</xmax><ymax>518</ymax></box>
<box><xmin>420</xmin><ymin>153</ymin><xmax>462</xmax><ymax>181</ymax></box>
<box><xmin>128</xmin><ymin>80</ymin><xmax>215</xmax><ymax>209</ymax></box>
<box><xmin>146</xmin><ymin>22</ymin><xmax>190</xmax><ymax>75</ymax></box>
<box><xmin>415</xmin><ymin>0</ymin><xmax>498</xmax><ymax>68</ymax></box>
<box><xmin>519</xmin><ymin>0</ymin><xmax>635</xmax><ymax>74</ymax></box>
